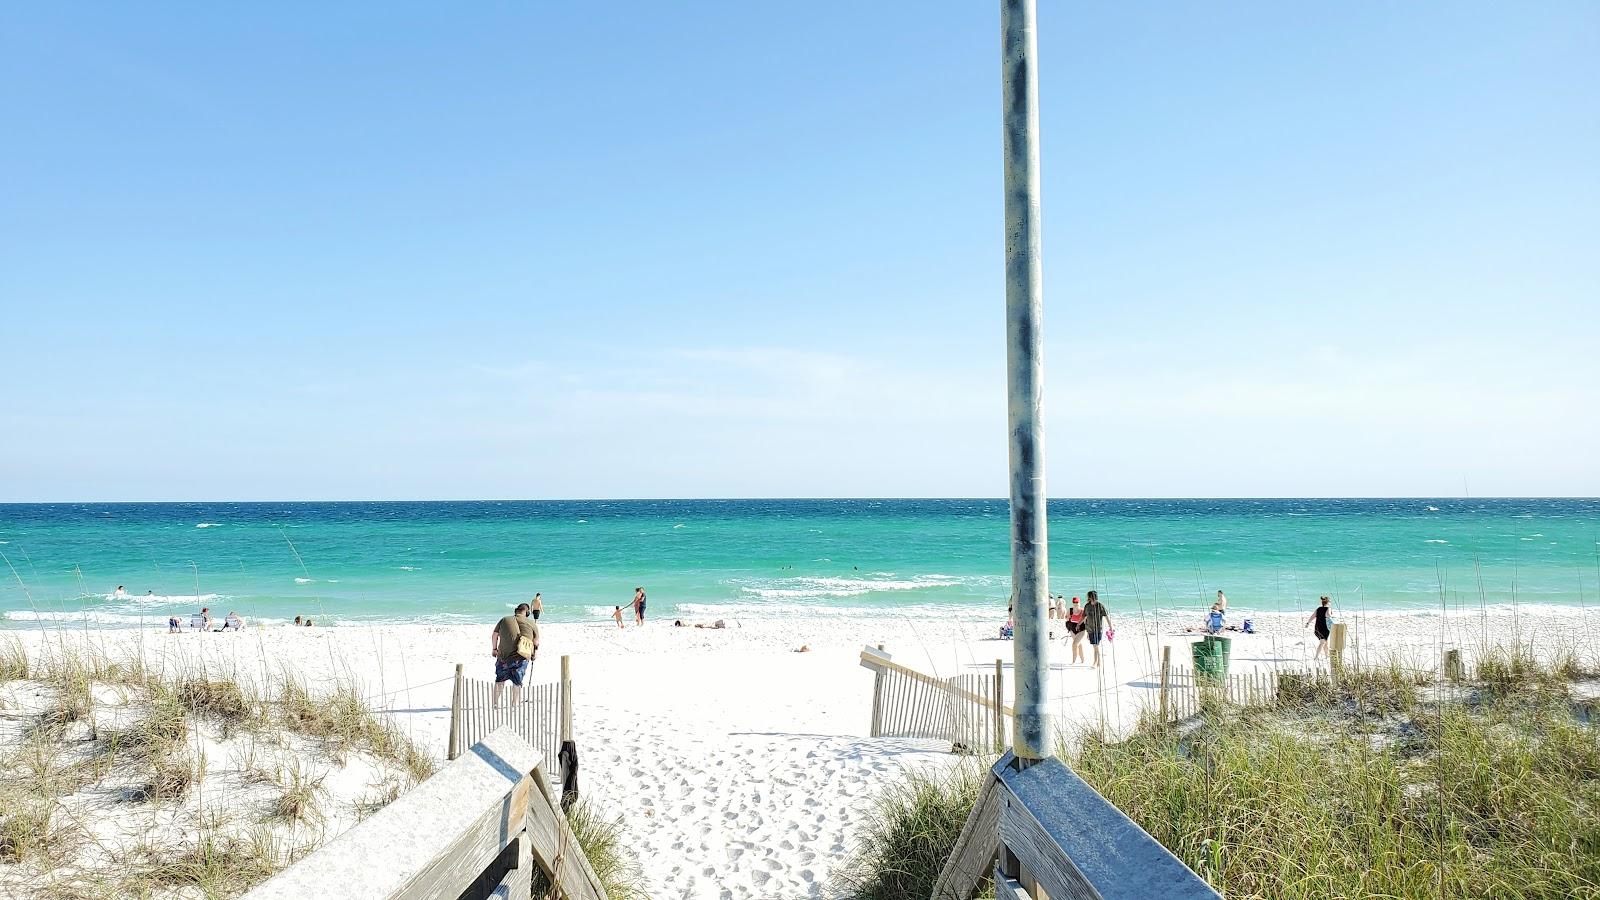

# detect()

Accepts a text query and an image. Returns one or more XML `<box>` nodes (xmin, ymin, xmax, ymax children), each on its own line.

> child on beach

<box><xmin>612</xmin><ymin>606</ymin><xmax>625</xmax><ymax>629</ymax></box>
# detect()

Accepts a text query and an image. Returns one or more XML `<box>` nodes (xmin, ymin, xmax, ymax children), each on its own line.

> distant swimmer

<box><xmin>113</xmin><ymin>585</ymin><xmax>127</xmax><ymax>599</ymax></box>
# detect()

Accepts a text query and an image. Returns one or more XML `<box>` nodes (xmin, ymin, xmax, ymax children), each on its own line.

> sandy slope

<box><xmin>13</xmin><ymin>600</ymin><xmax>1598</xmax><ymax>899</ymax></box>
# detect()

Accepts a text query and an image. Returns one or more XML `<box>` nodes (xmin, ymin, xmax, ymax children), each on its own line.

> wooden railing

<box><xmin>861</xmin><ymin>646</ymin><xmax>1011</xmax><ymax>753</ymax></box>
<box><xmin>934</xmin><ymin>751</ymin><xmax>1220</xmax><ymax>900</ymax></box>
<box><xmin>243</xmin><ymin>727</ymin><xmax>607</xmax><ymax>900</ymax></box>
<box><xmin>450</xmin><ymin>655</ymin><xmax>573</xmax><ymax>789</ymax></box>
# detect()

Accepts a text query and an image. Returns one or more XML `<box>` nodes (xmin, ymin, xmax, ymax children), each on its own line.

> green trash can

<box><xmin>1191</xmin><ymin>636</ymin><xmax>1232</xmax><ymax>680</ymax></box>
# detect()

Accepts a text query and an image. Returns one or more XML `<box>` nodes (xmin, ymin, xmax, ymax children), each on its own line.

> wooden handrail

<box><xmin>242</xmin><ymin>727</ymin><xmax>607</xmax><ymax>900</ymax></box>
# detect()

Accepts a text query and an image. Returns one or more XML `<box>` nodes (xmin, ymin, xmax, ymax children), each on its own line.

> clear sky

<box><xmin>2</xmin><ymin>2</ymin><xmax>1596</xmax><ymax>501</ymax></box>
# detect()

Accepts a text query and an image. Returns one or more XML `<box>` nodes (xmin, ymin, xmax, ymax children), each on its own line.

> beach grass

<box><xmin>0</xmin><ymin>641</ymin><xmax>436</xmax><ymax>897</ymax></box>
<box><xmin>531</xmin><ymin>800</ymin><xmax>649</xmax><ymax>900</ymax></box>
<box><xmin>835</xmin><ymin>762</ymin><xmax>992</xmax><ymax>900</ymax></box>
<box><xmin>1070</xmin><ymin>655</ymin><xmax>1600</xmax><ymax>899</ymax></box>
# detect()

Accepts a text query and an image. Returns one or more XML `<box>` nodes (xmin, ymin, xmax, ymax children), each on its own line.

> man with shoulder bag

<box><xmin>491</xmin><ymin>602</ymin><xmax>539</xmax><ymax>706</ymax></box>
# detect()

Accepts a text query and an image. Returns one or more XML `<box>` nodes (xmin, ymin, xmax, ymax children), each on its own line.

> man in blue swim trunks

<box><xmin>491</xmin><ymin>603</ymin><xmax>538</xmax><ymax>706</ymax></box>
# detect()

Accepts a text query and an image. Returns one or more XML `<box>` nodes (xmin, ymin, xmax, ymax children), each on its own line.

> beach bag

<box><xmin>516</xmin><ymin>633</ymin><xmax>536</xmax><ymax>660</ymax></box>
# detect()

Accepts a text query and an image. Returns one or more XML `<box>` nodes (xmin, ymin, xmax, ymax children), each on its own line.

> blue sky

<box><xmin>2</xmin><ymin>2</ymin><xmax>1596</xmax><ymax>500</ymax></box>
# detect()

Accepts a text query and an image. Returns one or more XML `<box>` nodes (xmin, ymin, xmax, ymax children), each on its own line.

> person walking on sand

<box><xmin>1066</xmin><ymin>597</ymin><xmax>1087</xmax><ymax>664</ymax></box>
<box><xmin>612</xmin><ymin>606</ymin><xmax>625</xmax><ymax>629</ymax></box>
<box><xmin>531</xmin><ymin>592</ymin><xmax>543</xmax><ymax>621</ymax></box>
<box><xmin>1083</xmin><ymin>590</ymin><xmax>1112</xmax><ymax>668</ymax></box>
<box><xmin>1306</xmin><ymin>595</ymin><xmax>1332</xmax><ymax>659</ymax></box>
<box><xmin>491</xmin><ymin>603</ymin><xmax>539</xmax><ymax>706</ymax></box>
<box><xmin>632</xmin><ymin>587</ymin><xmax>647</xmax><ymax>625</ymax></box>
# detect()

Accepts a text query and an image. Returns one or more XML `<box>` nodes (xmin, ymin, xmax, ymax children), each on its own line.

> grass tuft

<box><xmin>268</xmin><ymin>760</ymin><xmax>328</xmax><ymax>828</ymax></box>
<box><xmin>528</xmin><ymin>800</ymin><xmax>650</xmax><ymax>900</ymax></box>
<box><xmin>834</xmin><ymin>763</ymin><xmax>989</xmax><ymax>900</ymax></box>
<box><xmin>129</xmin><ymin>752</ymin><xmax>204</xmax><ymax>803</ymax></box>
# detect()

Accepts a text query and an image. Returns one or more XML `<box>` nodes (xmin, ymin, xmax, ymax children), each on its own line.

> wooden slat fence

<box><xmin>862</xmin><ymin>647</ymin><xmax>1011</xmax><ymax>754</ymax></box>
<box><xmin>1156</xmin><ymin>663</ymin><xmax>1340</xmax><ymax>724</ymax></box>
<box><xmin>449</xmin><ymin>656</ymin><xmax>571</xmax><ymax>785</ymax></box>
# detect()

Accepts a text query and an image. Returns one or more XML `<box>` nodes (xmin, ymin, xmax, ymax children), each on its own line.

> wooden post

<box><xmin>994</xmin><ymin>659</ymin><xmax>1005</xmax><ymax>753</ymax></box>
<box><xmin>1443</xmin><ymin>648</ymin><xmax>1463</xmax><ymax>681</ymax></box>
<box><xmin>870</xmin><ymin>644</ymin><xmax>886</xmax><ymax>736</ymax></box>
<box><xmin>1329</xmin><ymin>623</ymin><xmax>1348</xmax><ymax>682</ymax></box>
<box><xmin>1159</xmin><ymin>646</ymin><xmax>1171</xmax><ymax>722</ymax></box>
<box><xmin>448</xmin><ymin>663</ymin><xmax>464</xmax><ymax>761</ymax></box>
<box><xmin>559</xmin><ymin>655</ymin><xmax>573</xmax><ymax>744</ymax></box>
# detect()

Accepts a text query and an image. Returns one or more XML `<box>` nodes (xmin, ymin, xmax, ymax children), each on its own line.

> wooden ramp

<box><xmin>243</xmin><ymin>727</ymin><xmax>606</xmax><ymax>900</ymax></box>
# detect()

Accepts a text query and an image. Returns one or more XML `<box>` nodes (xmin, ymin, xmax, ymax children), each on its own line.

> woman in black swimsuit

<box><xmin>1306</xmin><ymin>595</ymin><xmax>1331</xmax><ymax>659</ymax></box>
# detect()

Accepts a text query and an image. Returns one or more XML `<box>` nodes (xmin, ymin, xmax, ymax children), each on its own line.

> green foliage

<box><xmin>835</xmin><ymin>762</ymin><xmax>992</xmax><ymax>900</ymax></box>
<box><xmin>1073</xmin><ymin>661</ymin><xmax>1600</xmax><ymax>900</ymax></box>
<box><xmin>529</xmin><ymin>800</ymin><xmax>649</xmax><ymax>899</ymax></box>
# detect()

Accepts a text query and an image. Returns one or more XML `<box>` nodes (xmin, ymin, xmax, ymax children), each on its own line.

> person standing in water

<box><xmin>632</xmin><ymin>587</ymin><xmax>647</xmax><ymax>625</ymax></box>
<box><xmin>1082</xmin><ymin>591</ymin><xmax>1112</xmax><ymax>668</ymax></box>
<box><xmin>1306</xmin><ymin>595</ymin><xmax>1332</xmax><ymax>659</ymax></box>
<box><xmin>531</xmin><ymin>592</ymin><xmax>543</xmax><ymax>622</ymax></box>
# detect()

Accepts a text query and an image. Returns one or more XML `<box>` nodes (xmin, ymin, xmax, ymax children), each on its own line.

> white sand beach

<box><xmin>10</xmin><ymin>602</ymin><xmax>1598</xmax><ymax>899</ymax></box>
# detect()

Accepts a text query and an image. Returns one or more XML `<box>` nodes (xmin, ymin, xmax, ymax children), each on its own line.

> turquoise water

<box><xmin>0</xmin><ymin>500</ymin><xmax>1596</xmax><ymax>628</ymax></box>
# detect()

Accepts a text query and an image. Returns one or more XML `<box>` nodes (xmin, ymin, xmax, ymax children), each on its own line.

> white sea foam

<box><xmin>734</xmin><ymin>574</ymin><xmax>965</xmax><ymax>601</ymax></box>
<box><xmin>294</xmin><ymin>577</ymin><xmax>314</xmax><ymax>584</ymax></box>
<box><xmin>195</xmin><ymin>523</ymin><xmax>222</xmax><ymax>528</ymax></box>
<box><xmin>1424</xmin><ymin>539</ymin><xmax>1449</xmax><ymax>544</ymax></box>
<box><xmin>102</xmin><ymin>592</ymin><xmax>223</xmax><ymax>605</ymax></box>
<box><xmin>1425</xmin><ymin>506</ymin><xmax>1440</xmax><ymax>511</ymax></box>
<box><xmin>398</xmin><ymin>566</ymin><xmax>418</xmax><ymax>571</ymax></box>
<box><xmin>673</xmin><ymin>524</ymin><xmax>686</xmax><ymax>529</ymax></box>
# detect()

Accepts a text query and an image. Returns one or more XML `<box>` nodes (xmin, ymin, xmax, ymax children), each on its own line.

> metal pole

<box><xmin>1001</xmin><ymin>0</ymin><xmax>1049</xmax><ymax>761</ymax></box>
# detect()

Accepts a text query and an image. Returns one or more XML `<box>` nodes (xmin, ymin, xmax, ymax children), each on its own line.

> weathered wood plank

<box><xmin>994</xmin><ymin>755</ymin><xmax>1219</xmax><ymax>900</ymax></box>
<box><xmin>929</xmin><ymin>771</ymin><xmax>1004</xmax><ymax>900</ymax></box>
<box><xmin>526</xmin><ymin>762</ymin><xmax>609</xmax><ymax>900</ymax></box>
<box><xmin>243</xmin><ymin>728</ymin><xmax>540</xmax><ymax>900</ymax></box>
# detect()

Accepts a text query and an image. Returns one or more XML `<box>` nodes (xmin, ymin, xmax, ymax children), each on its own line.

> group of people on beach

<box><xmin>1008</xmin><ymin>587</ymin><xmax>1340</xmax><ymax>666</ymax></box>
<box><xmin>165</xmin><ymin>606</ymin><xmax>246</xmax><ymax>633</ymax></box>
<box><xmin>610</xmin><ymin>587</ymin><xmax>646</xmax><ymax>628</ymax></box>
<box><xmin>1007</xmin><ymin>591</ymin><xmax>1115</xmax><ymax>668</ymax></box>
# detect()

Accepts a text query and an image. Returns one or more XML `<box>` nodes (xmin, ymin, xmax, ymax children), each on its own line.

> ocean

<box><xmin>0</xmin><ymin>499</ymin><xmax>1596</xmax><ymax>629</ymax></box>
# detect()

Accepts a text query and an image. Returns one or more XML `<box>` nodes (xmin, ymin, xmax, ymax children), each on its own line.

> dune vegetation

<box><xmin>0</xmin><ymin>636</ymin><xmax>435</xmax><ymax>899</ymax></box>
<box><xmin>841</xmin><ymin>647</ymin><xmax>1600</xmax><ymax>900</ymax></box>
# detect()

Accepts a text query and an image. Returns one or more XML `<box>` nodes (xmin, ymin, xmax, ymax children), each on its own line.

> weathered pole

<box><xmin>1001</xmin><ymin>0</ymin><xmax>1049</xmax><ymax>761</ymax></box>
